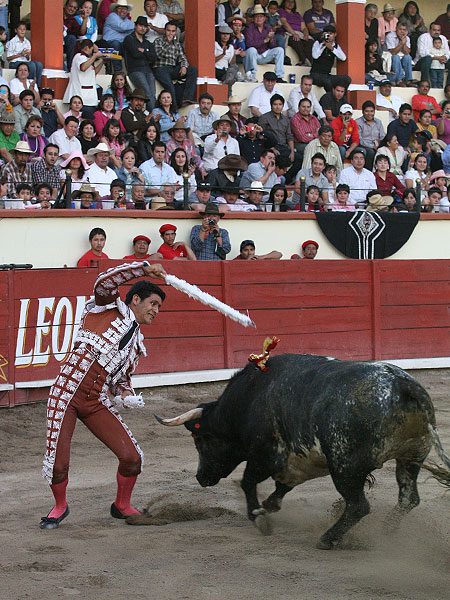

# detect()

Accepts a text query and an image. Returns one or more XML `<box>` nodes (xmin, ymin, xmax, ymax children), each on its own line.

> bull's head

<box><xmin>154</xmin><ymin>404</ymin><xmax>242</xmax><ymax>487</ymax></box>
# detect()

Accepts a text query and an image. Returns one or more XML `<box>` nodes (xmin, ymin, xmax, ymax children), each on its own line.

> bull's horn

<box><xmin>154</xmin><ymin>407</ymin><xmax>203</xmax><ymax>426</ymax></box>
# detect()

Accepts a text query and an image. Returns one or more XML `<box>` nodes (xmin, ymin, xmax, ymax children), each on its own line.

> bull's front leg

<box><xmin>240</xmin><ymin>464</ymin><xmax>273</xmax><ymax>536</ymax></box>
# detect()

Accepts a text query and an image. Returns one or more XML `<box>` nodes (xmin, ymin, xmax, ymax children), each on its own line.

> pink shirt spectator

<box><xmin>435</xmin><ymin>117</ymin><xmax>450</xmax><ymax>145</ymax></box>
<box><xmin>378</xmin><ymin>16</ymin><xmax>398</xmax><ymax>45</ymax></box>
<box><xmin>93</xmin><ymin>111</ymin><xmax>126</xmax><ymax>137</ymax></box>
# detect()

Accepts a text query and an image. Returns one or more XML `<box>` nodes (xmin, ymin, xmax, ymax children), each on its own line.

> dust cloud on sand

<box><xmin>0</xmin><ymin>370</ymin><xmax>449</xmax><ymax>600</ymax></box>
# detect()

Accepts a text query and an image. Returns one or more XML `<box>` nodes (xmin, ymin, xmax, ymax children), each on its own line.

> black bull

<box><xmin>155</xmin><ymin>354</ymin><xmax>450</xmax><ymax>548</ymax></box>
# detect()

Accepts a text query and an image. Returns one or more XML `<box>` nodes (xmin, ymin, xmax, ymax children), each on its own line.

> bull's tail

<box><xmin>420</xmin><ymin>425</ymin><xmax>450</xmax><ymax>489</ymax></box>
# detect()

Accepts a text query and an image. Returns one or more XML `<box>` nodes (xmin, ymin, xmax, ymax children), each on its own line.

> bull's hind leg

<box><xmin>385</xmin><ymin>460</ymin><xmax>421</xmax><ymax>528</ymax></box>
<box><xmin>317</xmin><ymin>472</ymin><xmax>370</xmax><ymax>550</ymax></box>
<box><xmin>262</xmin><ymin>481</ymin><xmax>293</xmax><ymax>513</ymax></box>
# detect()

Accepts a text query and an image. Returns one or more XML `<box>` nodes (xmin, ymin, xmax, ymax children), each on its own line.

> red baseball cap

<box><xmin>301</xmin><ymin>240</ymin><xmax>319</xmax><ymax>251</ymax></box>
<box><xmin>133</xmin><ymin>235</ymin><xmax>151</xmax><ymax>245</ymax></box>
<box><xmin>159</xmin><ymin>224</ymin><xmax>177</xmax><ymax>234</ymax></box>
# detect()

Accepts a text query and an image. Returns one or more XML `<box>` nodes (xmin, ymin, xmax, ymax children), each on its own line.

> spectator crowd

<box><xmin>1</xmin><ymin>0</ymin><xmax>450</xmax><ymax>261</ymax></box>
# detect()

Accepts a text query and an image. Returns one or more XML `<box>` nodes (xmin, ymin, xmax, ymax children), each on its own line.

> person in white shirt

<box><xmin>48</xmin><ymin>116</ymin><xmax>82</xmax><ymax>161</ymax></box>
<box><xmin>202</xmin><ymin>115</ymin><xmax>240</xmax><ymax>172</ymax></box>
<box><xmin>63</xmin><ymin>39</ymin><xmax>105</xmax><ymax>119</ymax></box>
<box><xmin>85</xmin><ymin>142</ymin><xmax>117</xmax><ymax>202</ymax></box>
<box><xmin>414</xmin><ymin>22</ymin><xmax>450</xmax><ymax>83</ymax></box>
<box><xmin>247</xmin><ymin>71</ymin><xmax>288</xmax><ymax>117</ymax></box>
<box><xmin>385</xmin><ymin>23</ymin><xmax>413</xmax><ymax>86</ymax></box>
<box><xmin>288</xmin><ymin>74</ymin><xmax>326</xmax><ymax>120</ymax></box>
<box><xmin>6</xmin><ymin>21</ymin><xmax>43</xmax><ymax>86</ymax></box>
<box><xmin>140</xmin><ymin>141</ymin><xmax>177</xmax><ymax>196</ymax></box>
<box><xmin>144</xmin><ymin>0</ymin><xmax>168</xmax><ymax>43</ymax></box>
<box><xmin>338</xmin><ymin>148</ymin><xmax>376</xmax><ymax>206</ymax></box>
<box><xmin>375</xmin><ymin>79</ymin><xmax>403</xmax><ymax>122</ymax></box>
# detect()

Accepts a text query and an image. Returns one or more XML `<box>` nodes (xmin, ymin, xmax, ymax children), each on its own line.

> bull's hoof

<box><xmin>252</xmin><ymin>509</ymin><xmax>273</xmax><ymax>536</ymax></box>
<box><xmin>316</xmin><ymin>535</ymin><xmax>334</xmax><ymax>550</ymax></box>
<box><xmin>262</xmin><ymin>497</ymin><xmax>282</xmax><ymax>513</ymax></box>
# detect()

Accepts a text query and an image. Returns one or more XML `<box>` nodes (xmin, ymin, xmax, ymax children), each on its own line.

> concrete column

<box><xmin>30</xmin><ymin>0</ymin><xmax>68</xmax><ymax>98</ymax></box>
<box><xmin>184</xmin><ymin>0</ymin><xmax>228</xmax><ymax>104</ymax></box>
<box><xmin>336</xmin><ymin>0</ymin><xmax>375</xmax><ymax>108</ymax></box>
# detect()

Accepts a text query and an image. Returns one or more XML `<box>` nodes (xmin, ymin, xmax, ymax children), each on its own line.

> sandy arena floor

<box><xmin>0</xmin><ymin>369</ymin><xmax>449</xmax><ymax>600</ymax></box>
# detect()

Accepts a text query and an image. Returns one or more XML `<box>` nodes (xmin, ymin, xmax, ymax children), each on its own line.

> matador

<box><xmin>40</xmin><ymin>261</ymin><xmax>167</xmax><ymax>529</ymax></box>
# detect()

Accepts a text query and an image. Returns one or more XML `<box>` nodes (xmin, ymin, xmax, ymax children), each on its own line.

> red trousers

<box><xmin>51</xmin><ymin>361</ymin><xmax>142</xmax><ymax>484</ymax></box>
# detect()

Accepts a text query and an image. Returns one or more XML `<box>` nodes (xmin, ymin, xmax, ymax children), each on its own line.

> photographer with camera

<box><xmin>39</xmin><ymin>88</ymin><xmax>65</xmax><ymax>138</ymax></box>
<box><xmin>237</xmin><ymin>116</ymin><xmax>277</xmax><ymax>166</ymax></box>
<box><xmin>203</xmin><ymin>115</ymin><xmax>239</xmax><ymax>172</ymax></box>
<box><xmin>310</xmin><ymin>25</ymin><xmax>350</xmax><ymax>92</ymax></box>
<box><xmin>190</xmin><ymin>203</ymin><xmax>231</xmax><ymax>261</ymax></box>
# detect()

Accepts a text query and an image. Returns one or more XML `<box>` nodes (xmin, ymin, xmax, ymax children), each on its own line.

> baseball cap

<box><xmin>340</xmin><ymin>104</ymin><xmax>353</xmax><ymax>114</ymax></box>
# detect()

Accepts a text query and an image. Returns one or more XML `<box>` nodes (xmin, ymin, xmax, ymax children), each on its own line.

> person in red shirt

<box><xmin>123</xmin><ymin>235</ymin><xmax>162</xmax><ymax>260</ymax></box>
<box><xmin>330</xmin><ymin>104</ymin><xmax>360</xmax><ymax>161</ymax></box>
<box><xmin>77</xmin><ymin>227</ymin><xmax>109</xmax><ymax>267</ymax></box>
<box><xmin>411</xmin><ymin>81</ymin><xmax>442</xmax><ymax>122</ymax></box>
<box><xmin>291</xmin><ymin>239</ymin><xmax>319</xmax><ymax>259</ymax></box>
<box><xmin>157</xmin><ymin>224</ymin><xmax>196</xmax><ymax>260</ymax></box>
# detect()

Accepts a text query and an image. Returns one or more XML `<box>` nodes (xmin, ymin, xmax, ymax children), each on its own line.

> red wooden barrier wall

<box><xmin>1</xmin><ymin>259</ymin><xmax>450</xmax><ymax>407</ymax></box>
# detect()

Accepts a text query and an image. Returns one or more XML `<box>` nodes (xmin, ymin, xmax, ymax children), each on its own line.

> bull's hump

<box><xmin>274</xmin><ymin>438</ymin><xmax>329</xmax><ymax>487</ymax></box>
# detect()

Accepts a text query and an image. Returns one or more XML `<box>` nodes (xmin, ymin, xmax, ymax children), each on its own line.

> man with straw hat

<box><xmin>3</xmin><ymin>140</ymin><xmax>33</xmax><ymax>198</ymax></box>
<box><xmin>0</xmin><ymin>111</ymin><xmax>19</xmax><ymax>162</ymax></box>
<box><xmin>223</xmin><ymin>95</ymin><xmax>247</xmax><ymax>135</ymax></box>
<box><xmin>378</xmin><ymin>3</ymin><xmax>398</xmax><ymax>46</ymax></box>
<box><xmin>86</xmin><ymin>142</ymin><xmax>117</xmax><ymax>199</ymax></box>
<box><xmin>165</xmin><ymin>117</ymin><xmax>206</xmax><ymax>177</ymax></box>
<box><xmin>203</xmin><ymin>114</ymin><xmax>240</xmax><ymax>172</ymax></box>
<box><xmin>102</xmin><ymin>0</ymin><xmax>135</xmax><ymax>73</ymax></box>
<box><xmin>244</xmin><ymin>5</ymin><xmax>286</xmax><ymax>83</ymax></box>
<box><xmin>71</xmin><ymin>182</ymin><xmax>101</xmax><ymax>209</ymax></box>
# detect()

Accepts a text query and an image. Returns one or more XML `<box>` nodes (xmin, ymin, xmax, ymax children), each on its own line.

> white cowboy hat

<box><xmin>13</xmin><ymin>140</ymin><xmax>34</xmax><ymax>153</ymax></box>
<box><xmin>87</xmin><ymin>142</ymin><xmax>115</xmax><ymax>157</ymax></box>
<box><xmin>223</xmin><ymin>95</ymin><xmax>246</xmax><ymax>104</ymax></box>
<box><xmin>111</xmin><ymin>0</ymin><xmax>134</xmax><ymax>11</ymax></box>
<box><xmin>245</xmin><ymin>181</ymin><xmax>265</xmax><ymax>193</ymax></box>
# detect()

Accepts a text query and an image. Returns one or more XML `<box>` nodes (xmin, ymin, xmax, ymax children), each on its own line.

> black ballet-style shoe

<box><xmin>110</xmin><ymin>503</ymin><xmax>141</xmax><ymax>519</ymax></box>
<box><xmin>39</xmin><ymin>506</ymin><xmax>69</xmax><ymax>530</ymax></box>
<box><xmin>110</xmin><ymin>502</ymin><xmax>127</xmax><ymax>519</ymax></box>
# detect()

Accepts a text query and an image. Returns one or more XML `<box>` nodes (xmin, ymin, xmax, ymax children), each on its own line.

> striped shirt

<box><xmin>31</xmin><ymin>158</ymin><xmax>62</xmax><ymax>192</ymax></box>
<box><xmin>290</xmin><ymin>113</ymin><xmax>321</xmax><ymax>144</ymax></box>
<box><xmin>153</xmin><ymin>37</ymin><xmax>189</xmax><ymax>68</ymax></box>
<box><xmin>3</xmin><ymin>159</ymin><xmax>33</xmax><ymax>198</ymax></box>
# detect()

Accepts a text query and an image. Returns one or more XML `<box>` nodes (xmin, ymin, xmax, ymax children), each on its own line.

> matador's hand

<box><xmin>143</xmin><ymin>263</ymin><xmax>167</xmax><ymax>280</ymax></box>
